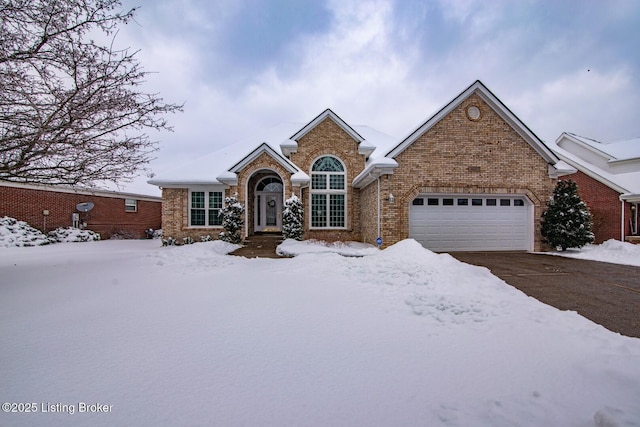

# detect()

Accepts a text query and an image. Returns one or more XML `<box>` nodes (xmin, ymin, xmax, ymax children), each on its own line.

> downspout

<box><xmin>621</xmin><ymin>200</ymin><xmax>625</xmax><ymax>241</ymax></box>
<box><xmin>377</xmin><ymin>176</ymin><xmax>381</xmax><ymax>243</ymax></box>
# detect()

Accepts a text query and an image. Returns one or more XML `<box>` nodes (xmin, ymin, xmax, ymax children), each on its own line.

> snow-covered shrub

<box><xmin>183</xmin><ymin>236</ymin><xmax>194</xmax><ymax>245</ymax></box>
<box><xmin>153</xmin><ymin>229</ymin><xmax>163</xmax><ymax>239</ymax></box>
<box><xmin>49</xmin><ymin>227</ymin><xmax>101</xmax><ymax>243</ymax></box>
<box><xmin>541</xmin><ymin>180</ymin><xmax>594</xmax><ymax>251</ymax></box>
<box><xmin>200</xmin><ymin>235</ymin><xmax>212</xmax><ymax>242</ymax></box>
<box><xmin>219</xmin><ymin>193</ymin><xmax>244</xmax><ymax>244</ymax></box>
<box><xmin>0</xmin><ymin>216</ymin><xmax>55</xmax><ymax>247</ymax></box>
<box><xmin>162</xmin><ymin>237</ymin><xmax>176</xmax><ymax>246</ymax></box>
<box><xmin>282</xmin><ymin>193</ymin><xmax>304</xmax><ymax>240</ymax></box>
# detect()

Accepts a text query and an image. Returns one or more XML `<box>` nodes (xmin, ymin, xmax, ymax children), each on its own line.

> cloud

<box><xmin>109</xmin><ymin>0</ymin><xmax>640</xmax><ymax>196</ymax></box>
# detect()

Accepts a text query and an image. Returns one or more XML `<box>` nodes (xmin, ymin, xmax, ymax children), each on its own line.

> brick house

<box><xmin>549</xmin><ymin>133</ymin><xmax>640</xmax><ymax>243</ymax></box>
<box><xmin>149</xmin><ymin>80</ymin><xmax>575</xmax><ymax>251</ymax></box>
<box><xmin>0</xmin><ymin>181</ymin><xmax>162</xmax><ymax>239</ymax></box>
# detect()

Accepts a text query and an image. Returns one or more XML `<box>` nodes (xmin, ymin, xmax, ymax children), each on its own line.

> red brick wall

<box><xmin>560</xmin><ymin>171</ymin><xmax>628</xmax><ymax>243</ymax></box>
<box><xmin>0</xmin><ymin>184</ymin><xmax>161</xmax><ymax>239</ymax></box>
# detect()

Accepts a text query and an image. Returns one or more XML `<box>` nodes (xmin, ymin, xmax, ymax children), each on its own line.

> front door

<box><xmin>256</xmin><ymin>193</ymin><xmax>282</xmax><ymax>232</ymax></box>
<box><xmin>254</xmin><ymin>176</ymin><xmax>284</xmax><ymax>232</ymax></box>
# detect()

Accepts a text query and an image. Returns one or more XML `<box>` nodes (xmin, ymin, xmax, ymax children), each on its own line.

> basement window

<box><xmin>125</xmin><ymin>199</ymin><xmax>137</xmax><ymax>212</ymax></box>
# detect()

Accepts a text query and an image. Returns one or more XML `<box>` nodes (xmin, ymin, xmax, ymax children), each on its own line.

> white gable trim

<box><xmin>552</xmin><ymin>150</ymin><xmax>629</xmax><ymax>194</ymax></box>
<box><xmin>290</xmin><ymin>109</ymin><xmax>364</xmax><ymax>143</ymax></box>
<box><xmin>386</xmin><ymin>80</ymin><xmax>559</xmax><ymax>164</ymax></box>
<box><xmin>229</xmin><ymin>142</ymin><xmax>299</xmax><ymax>174</ymax></box>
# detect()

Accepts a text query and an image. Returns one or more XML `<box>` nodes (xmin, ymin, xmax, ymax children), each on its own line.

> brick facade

<box><xmin>361</xmin><ymin>94</ymin><xmax>557</xmax><ymax>251</ymax></box>
<box><xmin>1</xmin><ymin>182</ymin><xmax>161</xmax><ymax>238</ymax></box>
<box><xmin>156</xmin><ymin>87</ymin><xmax>564</xmax><ymax>251</ymax></box>
<box><xmin>560</xmin><ymin>171</ymin><xmax>633</xmax><ymax>243</ymax></box>
<box><xmin>289</xmin><ymin>117</ymin><xmax>367</xmax><ymax>242</ymax></box>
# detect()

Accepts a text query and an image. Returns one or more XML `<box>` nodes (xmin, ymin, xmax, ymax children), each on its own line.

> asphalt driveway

<box><xmin>450</xmin><ymin>252</ymin><xmax>640</xmax><ymax>338</ymax></box>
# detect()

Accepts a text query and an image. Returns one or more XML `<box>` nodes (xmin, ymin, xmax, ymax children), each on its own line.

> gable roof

<box><xmin>550</xmin><ymin>132</ymin><xmax>640</xmax><ymax>201</ymax></box>
<box><xmin>148</xmin><ymin>119</ymin><xmax>396</xmax><ymax>188</ymax></box>
<box><xmin>386</xmin><ymin>80</ymin><xmax>559</xmax><ymax>164</ymax></box>
<box><xmin>290</xmin><ymin>109</ymin><xmax>364</xmax><ymax>142</ymax></box>
<box><xmin>282</xmin><ymin>109</ymin><xmax>376</xmax><ymax>158</ymax></box>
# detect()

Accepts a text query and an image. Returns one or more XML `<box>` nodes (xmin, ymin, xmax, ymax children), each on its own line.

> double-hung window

<box><xmin>310</xmin><ymin>156</ymin><xmax>346</xmax><ymax>228</ymax></box>
<box><xmin>190</xmin><ymin>190</ymin><xmax>223</xmax><ymax>226</ymax></box>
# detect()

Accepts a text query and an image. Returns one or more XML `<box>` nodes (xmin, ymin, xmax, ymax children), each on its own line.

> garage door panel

<box><xmin>410</xmin><ymin>195</ymin><xmax>530</xmax><ymax>252</ymax></box>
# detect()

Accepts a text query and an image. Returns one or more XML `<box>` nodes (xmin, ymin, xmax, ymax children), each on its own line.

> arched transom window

<box><xmin>310</xmin><ymin>156</ymin><xmax>346</xmax><ymax>228</ymax></box>
<box><xmin>256</xmin><ymin>176</ymin><xmax>283</xmax><ymax>192</ymax></box>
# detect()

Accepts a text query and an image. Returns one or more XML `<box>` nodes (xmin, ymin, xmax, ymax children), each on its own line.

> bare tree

<box><xmin>0</xmin><ymin>0</ymin><xmax>182</xmax><ymax>187</ymax></box>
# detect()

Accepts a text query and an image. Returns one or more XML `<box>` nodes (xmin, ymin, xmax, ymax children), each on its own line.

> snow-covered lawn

<box><xmin>544</xmin><ymin>239</ymin><xmax>640</xmax><ymax>267</ymax></box>
<box><xmin>1</xmin><ymin>239</ymin><xmax>639</xmax><ymax>427</ymax></box>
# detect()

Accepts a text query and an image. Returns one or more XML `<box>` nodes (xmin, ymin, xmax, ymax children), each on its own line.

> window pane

<box><xmin>514</xmin><ymin>199</ymin><xmax>525</xmax><ymax>206</ymax></box>
<box><xmin>500</xmin><ymin>199</ymin><xmax>511</xmax><ymax>206</ymax></box>
<box><xmin>472</xmin><ymin>198</ymin><xmax>483</xmax><ymax>206</ymax></box>
<box><xmin>427</xmin><ymin>198</ymin><xmax>439</xmax><ymax>206</ymax></box>
<box><xmin>311</xmin><ymin>174</ymin><xmax>326</xmax><ymax>190</ymax></box>
<box><xmin>263</xmin><ymin>182</ymin><xmax>283</xmax><ymax>192</ymax></box>
<box><xmin>329</xmin><ymin>174</ymin><xmax>344</xmax><ymax>190</ymax></box>
<box><xmin>191</xmin><ymin>192</ymin><xmax>205</xmax><ymax>209</ymax></box>
<box><xmin>312</xmin><ymin>156</ymin><xmax>344</xmax><ymax>172</ymax></box>
<box><xmin>412</xmin><ymin>198</ymin><xmax>424</xmax><ymax>206</ymax></box>
<box><xmin>209</xmin><ymin>209</ymin><xmax>222</xmax><ymax>226</ymax></box>
<box><xmin>191</xmin><ymin>209</ymin><xmax>205</xmax><ymax>226</ymax></box>
<box><xmin>443</xmin><ymin>198</ymin><xmax>454</xmax><ymax>206</ymax></box>
<box><xmin>457</xmin><ymin>198</ymin><xmax>468</xmax><ymax>206</ymax></box>
<box><xmin>486</xmin><ymin>199</ymin><xmax>497</xmax><ymax>206</ymax></box>
<box><xmin>311</xmin><ymin>194</ymin><xmax>326</xmax><ymax>227</ymax></box>
<box><xmin>329</xmin><ymin>194</ymin><xmax>345</xmax><ymax>227</ymax></box>
<box><xmin>125</xmin><ymin>199</ymin><xmax>137</xmax><ymax>212</ymax></box>
<box><xmin>209</xmin><ymin>192</ymin><xmax>222</xmax><ymax>209</ymax></box>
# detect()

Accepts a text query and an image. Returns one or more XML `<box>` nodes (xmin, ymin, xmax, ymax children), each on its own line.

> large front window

<box><xmin>311</xmin><ymin>156</ymin><xmax>346</xmax><ymax>228</ymax></box>
<box><xmin>190</xmin><ymin>190</ymin><xmax>223</xmax><ymax>226</ymax></box>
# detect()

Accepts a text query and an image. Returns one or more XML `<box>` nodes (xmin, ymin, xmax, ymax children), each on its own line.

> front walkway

<box><xmin>230</xmin><ymin>234</ymin><xmax>283</xmax><ymax>258</ymax></box>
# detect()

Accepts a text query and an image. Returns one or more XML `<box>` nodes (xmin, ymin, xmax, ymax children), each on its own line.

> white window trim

<box><xmin>310</xmin><ymin>155</ymin><xmax>348</xmax><ymax>229</ymax></box>
<box><xmin>188</xmin><ymin>188</ymin><xmax>225</xmax><ymax>228</ymax></box>
<box><xmin>125</xmin><ymin>198</ymin><xmax>137</xmax><ymax>212</ymax></box>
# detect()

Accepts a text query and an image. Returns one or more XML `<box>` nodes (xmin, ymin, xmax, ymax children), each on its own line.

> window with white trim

<box><xmin>190</xmin><ymin>190</ymin><xmax>223</xmax><ymax>226</ymax></box>
<box><xmin>310</xmin><ymin>156</ymin><xmax>346</xmax><ymax>228</ymax></box>
<box><xmin>125</xmin><ymin>199</ymin><xmax>137</xmax><ymax>212</ymax></box>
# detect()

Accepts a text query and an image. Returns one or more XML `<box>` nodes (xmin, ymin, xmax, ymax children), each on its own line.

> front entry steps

<box><xmin>230</xmin><ymin>233</ymin><xmax>283</xmax><ymax>259</ymax></box>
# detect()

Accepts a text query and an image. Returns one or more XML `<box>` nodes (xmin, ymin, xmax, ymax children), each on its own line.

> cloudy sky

<box><xmin>115</xmin><ymin>0</ymin><xmax>640</xmax><ymax>195</ymax></box>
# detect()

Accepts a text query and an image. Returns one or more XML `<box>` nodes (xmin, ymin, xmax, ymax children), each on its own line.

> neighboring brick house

<box><xmin>0</xmin><ymin>181</ymin><xmax>162</xmax><ymax>239</ymax></box>
<box><xmin>149</xmin><ymin>80</ymin><xmax>575</xmax><ymax>251</ymax></box>
<box><xmin>550</xmin><ymin>133</ymin><xmax>640</xmax><ymax>244</ymax></box>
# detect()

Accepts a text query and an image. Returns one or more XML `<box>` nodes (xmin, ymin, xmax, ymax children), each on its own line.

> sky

<box><xmin>112</xmin><ymin>0</ymin><xmax>640</xmax><ymax>195</ymax></box>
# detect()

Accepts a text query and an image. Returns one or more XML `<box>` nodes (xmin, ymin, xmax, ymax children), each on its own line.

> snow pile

<box><xmin>1</xmin><ymin>239</ymin><xmax>639</xmax><ymax>426</ymax></box>
<box><xmin>277</xmin><ymin>238</ymin><xmax>380</xmax><ymax>257</ymax></box>
<box><xmin>48</xmin><ymin>227</ymin><xmax>101</xmax><ymax>243</ymax></box>
<box><xmin>0</xmin><ymin>216</ymin><xmax>55</xmax><ymax>247</ymax></box>
<box><xmin>548</xmin><ymin>239</ymin><xmax>640</xmax><ymax>267</ymax></box>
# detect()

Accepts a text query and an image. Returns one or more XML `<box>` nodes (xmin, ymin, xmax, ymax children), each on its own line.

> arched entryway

<box><xmin>254</xmin><ymin>175</ymin><xmax>284</xmax><ymax>232</ymax></box>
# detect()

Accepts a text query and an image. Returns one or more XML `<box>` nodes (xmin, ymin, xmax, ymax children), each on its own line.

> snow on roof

<box><xmin>566</xmin><ymin>133</ymin><xmax>640</xmax><ymax>162</ymax></box>
<box><xmin>549</xmin><ymin>134</ymin><xmax>640</xmax><ymax>198</ymax></box>
<box><xmin>148</xmin><ymin>120</ymin><xmax>398</xmax><ymax>187</ymax></box>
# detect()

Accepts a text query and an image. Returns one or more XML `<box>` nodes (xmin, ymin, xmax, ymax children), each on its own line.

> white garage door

<box><xmin>409</xmin><ymin>195</ymin><xmax>531</xmax><ymax>252</ymax></box>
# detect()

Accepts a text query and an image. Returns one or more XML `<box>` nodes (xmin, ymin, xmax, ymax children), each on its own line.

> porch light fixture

<box><xmin>388</xmin><ymin>193</ymin><xmax>395</xmax><ymax>204</ymax></box>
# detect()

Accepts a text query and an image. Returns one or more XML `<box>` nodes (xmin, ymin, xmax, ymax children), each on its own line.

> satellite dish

<box><xmin>76</xmin><ymin>202</ymin><xmax>94</xmax><ymax>212</ymax></box>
